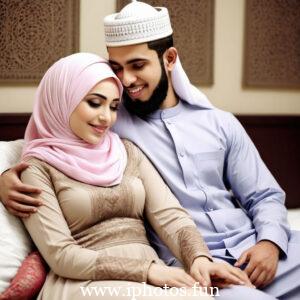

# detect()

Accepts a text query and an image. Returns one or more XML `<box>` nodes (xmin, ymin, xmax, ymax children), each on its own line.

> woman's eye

<box><xmin>110</xmin><ymin>105</ymin><xmax>119</xmax><ymax>111</ymax></box>
<box><xmin>87</xmin><ymin>100</ymin><xmax>100</xmax><ymax>108</ymax></box>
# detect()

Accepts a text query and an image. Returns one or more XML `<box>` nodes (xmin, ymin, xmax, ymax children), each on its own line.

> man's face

<box><xmin>108</xmin><ymin>43</ymin><xmax>162</xmax><ymax>101</ymax></box>
<box><xmin>108</xmin><ymin>43</ymin><xmax>169</xmax><ymax>117</ymax></box>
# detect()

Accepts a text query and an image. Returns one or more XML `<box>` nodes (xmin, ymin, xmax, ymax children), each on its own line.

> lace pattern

<box><xmin>177</xmin><ymin>226</ymin><xmax>212</xmax><ymax>270</ymax></box>
<box><xmin>73</xmin><ymin>218</ymin><xmax>149</xmax><ymax>250</ymax></box>
<box><xmin>95</xmin><ymin>256</ymin><xmax>153</xmax><ymax>282</ymax></box>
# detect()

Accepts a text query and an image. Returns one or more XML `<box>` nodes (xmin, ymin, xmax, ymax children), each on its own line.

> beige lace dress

<box><xmin>21</xmin><ymin>140</ymin><xmax>212</xmax><ymax>300</ymax></box>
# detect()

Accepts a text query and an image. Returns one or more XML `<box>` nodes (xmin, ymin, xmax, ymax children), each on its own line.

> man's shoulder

<box><xmin>113</xmin><ymin>105</ymin><xmax>135</xmax><ymax>133</ymax></box>
<box><xmin>204</xmin><ymin>105</ymin><xmax>233</xmax><ymax>117</ymax></box>
<box><xmin>187</xmin><ymin>105</ymin><xmax>242</xmax><ymax>140</ymax></box>
<box><xmin>187</xmin><ymin>103</ymin><xmax>236</xmax><ymax>126</ymax></box>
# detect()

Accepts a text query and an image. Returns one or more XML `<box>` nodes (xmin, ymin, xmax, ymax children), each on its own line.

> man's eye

<box><xmin>87</xmin><ymin>100</ymin><xmax>100</xmax><ymax>108</ymax></box>
<box><xmin>133</xmin><ymin>63</ymin><xmax>144</xmax><ymax>70</ymax></box>
<box><xmin>112</xmin><ymin>67</ymin><xmax>122</xmax><ymax>74</ymax></box>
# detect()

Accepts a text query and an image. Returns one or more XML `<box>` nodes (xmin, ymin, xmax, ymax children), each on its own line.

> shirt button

<box><xmin>179</xmin><ymin>152</ymin><xmax>184</xmax><ymax>157</ymax></box>
<box><xmin>208</xmin><ymin>208</ymin><xmax>214</xmax><ymax>211</ymax></box>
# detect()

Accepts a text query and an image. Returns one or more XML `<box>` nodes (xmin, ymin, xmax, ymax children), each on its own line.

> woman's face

<box><xmin>69</xmin><ymin>78</ymin><xmax>120</xmax><ymax>144</ymax></box>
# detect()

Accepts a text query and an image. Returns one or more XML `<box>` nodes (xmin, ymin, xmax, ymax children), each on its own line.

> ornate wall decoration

<box><xmin>244</xmin><ymin>0</ymin><xmax>300</xmax><ymax>88</ymax></box>
<box><xmin>0</xmin><ymin>0</ymin><xmax>79</xmax><ymax>83</ymax></box>
<box><xmin>117</xmin><ymin>0</ymin><xmax>214</xmax><ymax>86</ymax></box>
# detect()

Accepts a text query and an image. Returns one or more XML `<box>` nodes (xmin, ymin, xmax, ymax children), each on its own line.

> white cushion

<box><xmin>0</xmin><ymin>139</ymin><xmax>24</xmax><ymax>174</ymax></box>
<box><xmin>0</xmin><ymin>203</ymin><xmax>33</xmax><ymax>292</ymax></box>
<box><xmin>287</xmin><ymin>209</ymin><xmax>300</xmax><ymax>231</ymax></box>
<box><xmin>0</xmin><ymin>139</ymin><xmax>33</xmax><ymax>293</ymax></box>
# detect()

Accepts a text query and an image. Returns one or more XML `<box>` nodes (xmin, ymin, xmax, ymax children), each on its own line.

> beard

<box><xmin>123</xmin><ymin>61</ymin><xmax>169</xmax><ymax>118</ymax></box>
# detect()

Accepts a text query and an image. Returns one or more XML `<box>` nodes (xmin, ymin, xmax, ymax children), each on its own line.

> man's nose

<box><xmin>122</xmin><ymin>70</ymin><xmax>136</xmax><ymax>87</ymax></box>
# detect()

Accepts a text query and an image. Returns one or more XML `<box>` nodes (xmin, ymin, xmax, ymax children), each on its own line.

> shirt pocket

<box><xmin>206</xmin><ymin>208</ymin><xmax>253</xmax><ymax>233</ymax></box>
<box><xmin>192</xmin><ymin>149</ymin><xmax>225</xmax><ymax>187</ymax></box>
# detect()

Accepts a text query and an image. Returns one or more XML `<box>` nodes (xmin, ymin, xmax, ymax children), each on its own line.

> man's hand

<box><xmin>0</xmin><ymin>162</ymin><xmax>42</xmax><ymax>218</ymax></box>
<box><xmin>190</xmin><ymin>256</ymin><xmax>254</xmax><ymax>288</ymax></box>
<box><xmin>234</xmin><ymin>240</ymin><xmax>280</xmax><ymax>288</ymax></box>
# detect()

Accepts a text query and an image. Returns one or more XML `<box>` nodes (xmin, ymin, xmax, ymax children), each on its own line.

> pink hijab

<box><xmin>22</xmin><ymin>53</ymin><xmax>127</xmax><ymax>186</ymax></box>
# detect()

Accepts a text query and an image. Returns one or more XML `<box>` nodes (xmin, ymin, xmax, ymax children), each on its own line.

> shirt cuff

<box><xmin>256</xmin><ymin>225</ymin><xmax>290</xmax><ymax>257</ymax></box>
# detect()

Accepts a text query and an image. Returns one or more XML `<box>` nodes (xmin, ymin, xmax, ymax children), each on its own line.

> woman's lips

<box><xmin>89</xmin><ymin>124</ymin><xmax>108</xmax><ymax>134</ymax></box>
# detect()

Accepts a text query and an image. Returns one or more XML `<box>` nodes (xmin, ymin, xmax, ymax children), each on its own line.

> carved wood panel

<box><xmin>244</xmin><ymin>0</ymin><xmax>300</xmax><ymax>88</ymax></box>
<box><xmin>0</xmin><ymin>0</ymin><xmax>79</xmax><ymax>83</ymax></box>
<box><xmin>117</xmin><ymin>0</ymin><xmax>214</xmax><ymax>86</ymax></box>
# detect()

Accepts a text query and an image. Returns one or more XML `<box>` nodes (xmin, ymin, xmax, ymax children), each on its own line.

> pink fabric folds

<box><xmin>22</xmin><ymin>53</ymin><xmax>127</xmax><ymax>186</ymax></box>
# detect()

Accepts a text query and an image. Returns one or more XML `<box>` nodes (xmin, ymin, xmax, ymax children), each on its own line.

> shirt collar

<box><xmin>147</xmin><ymin>99</ymin><xmax>184</xmax><ymax>119</ymax></box>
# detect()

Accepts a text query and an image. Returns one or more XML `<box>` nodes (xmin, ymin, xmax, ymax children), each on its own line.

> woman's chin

<box><xmin>84</xmin><ymin>134</ymin><xmax>105</xmax><ymax>145</ymax></box>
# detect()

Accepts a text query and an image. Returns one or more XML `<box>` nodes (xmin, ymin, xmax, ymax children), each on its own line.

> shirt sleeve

<box><xmin>224</xmin><ymin>113</ymin><xmax>291</xmax><ymax>256</ymax></box>
<box><xmin>132</xmin><ymin>144</ymin><xmax>212</xmax><ymax>270</ymax></box>
<box><xmin>21</xmin><ymin>159</ymin><xmax>153</xmax><ymax>282</ymax></box>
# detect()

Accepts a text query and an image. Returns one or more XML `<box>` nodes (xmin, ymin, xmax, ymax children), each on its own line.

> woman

<box><xmin>20</xmin><ymin>53</ymin><xmax>251</xmax><ymax>299</ymax></box>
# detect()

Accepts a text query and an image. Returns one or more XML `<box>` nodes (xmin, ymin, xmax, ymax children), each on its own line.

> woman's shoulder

<box><xmin>121</xmin><ymin>139</ymin><xmax>143</xmax><ymax>166</ymax></box>
<box><xmin>121</xmin><ymin>139</ymin><xmax>139</xmax><ymax>154</ymax></box>
<box><xmin>23</xmin><ymin>157</ymin><xmax>47</xmax><ymax>169</ymax></box>
<box><xmin>22</xmin><ymin>157</ymin><xmax>60</xmax><ymax>177</ymax></box>
<box><xmin>20</xmin><ymin>157</ymin><xmax>52</xmax><ymax>183</ymax></box>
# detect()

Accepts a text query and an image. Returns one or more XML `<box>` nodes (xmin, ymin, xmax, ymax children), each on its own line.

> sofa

<box><xmin>0</xmin><ymin>139</ymin><xmax>299</xmax><ymax>299</ymax></box>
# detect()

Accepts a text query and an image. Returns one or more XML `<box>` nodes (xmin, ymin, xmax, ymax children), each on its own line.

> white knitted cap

<box><xmin>104</xmin><ymin>0</ymin><xmax>173</xmax><ymax>47</ymax></box>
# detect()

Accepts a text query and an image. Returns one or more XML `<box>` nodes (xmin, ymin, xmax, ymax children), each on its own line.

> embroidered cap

<box><xmin>104</xmin><ymin>0</ymin><xmax>173</xmax><ymax>47</ymax></box>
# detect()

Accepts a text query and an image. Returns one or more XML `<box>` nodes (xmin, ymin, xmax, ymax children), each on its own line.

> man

<box><xmin>1</xmin><ymin>1</ymin><xmax>300</xmax><ymax>299</ymax></box>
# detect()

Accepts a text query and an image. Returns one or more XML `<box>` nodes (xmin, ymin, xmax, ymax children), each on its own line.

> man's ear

<box><xmin>164</xmin><ymin>47</ymin><xmax>177</xmax><ymax>71</ymax></box>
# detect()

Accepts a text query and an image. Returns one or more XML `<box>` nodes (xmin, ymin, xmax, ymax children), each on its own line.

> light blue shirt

<box><xmin>113</xmin><ymin>100</ymin><xmax>291</xmax><ymax>264</ymax></box>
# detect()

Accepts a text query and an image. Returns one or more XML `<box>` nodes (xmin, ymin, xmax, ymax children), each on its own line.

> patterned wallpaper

<box><xmin>244</xmin><ymin>0</ymin><xmax>300</xmax><ymax>88</ymax></box>
<box><xmin>0</xmin><ymin>0</ymin><xmax>79</xmax><ymax>83</ymax></box>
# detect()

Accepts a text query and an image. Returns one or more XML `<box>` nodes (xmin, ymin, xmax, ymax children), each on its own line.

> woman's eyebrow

<box><xmin>88</xmin><ymin>94</ymin><xmax>120</xmax><ymax>102</ymax></box>
<box><xmin>89</xmin><ymin>93</ymin><xmax>107</xmax><ymax>100</ymax></box>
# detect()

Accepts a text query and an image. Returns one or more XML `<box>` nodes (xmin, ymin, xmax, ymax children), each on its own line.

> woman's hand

<box><xmin>190</xmin><ymin>256</ymin><xmax>255</xmax><ymax>288</ymax></box>
<box><xmin>147</xmin><ymin>263</ymin><xmax>196</xmax><ymax>288</ymax></box>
